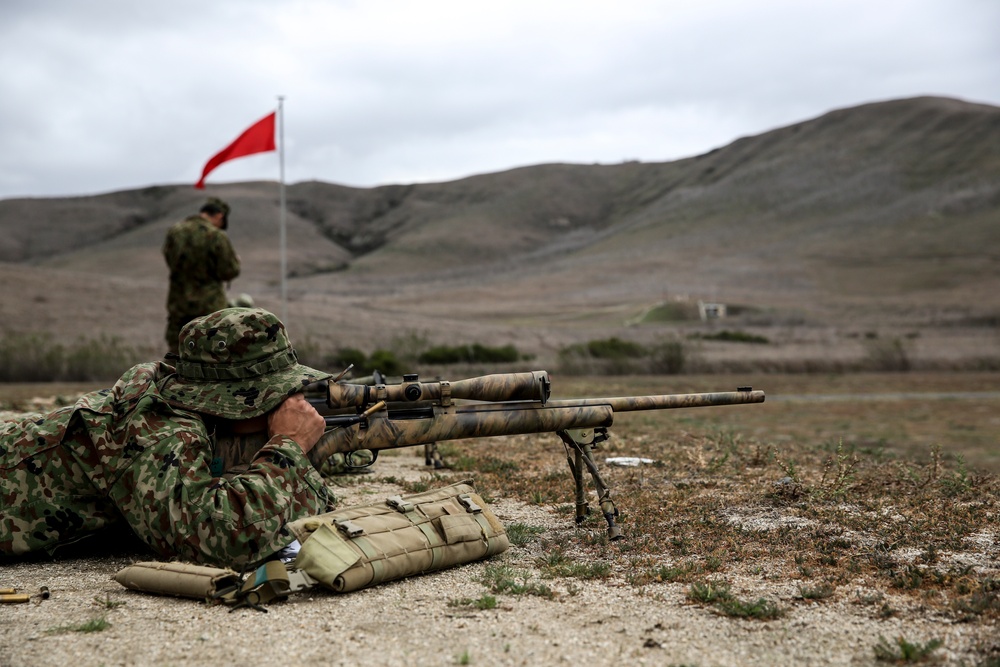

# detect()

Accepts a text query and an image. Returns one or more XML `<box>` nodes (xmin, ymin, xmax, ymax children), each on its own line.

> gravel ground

<box><xmin>2</xmin><ymin>450</ymin><xmax>997</xmax><ymax>667</ymax></box>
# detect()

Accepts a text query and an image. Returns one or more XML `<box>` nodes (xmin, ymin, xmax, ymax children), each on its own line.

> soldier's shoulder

<box><xmin>170</xmin><ymin>215</ymin><xmax>209</xmax><ymax>229</ymax></box>
<box><xmin>110</xmin><ymin>362</ymin><xmax>168</xmax><ymax>403</ymax></box>
<box><xmin>170</xmin><ymin>215</ymin><xmax>203</xmax><ymax>229</ymax></box>
<box><xmin>165</xmin><ymin>216</ymin><xmax>197</xmax><ymax>237</ymax></box>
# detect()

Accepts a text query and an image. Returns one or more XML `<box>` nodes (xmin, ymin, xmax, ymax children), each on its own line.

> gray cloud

<box><xmin>1</xmin><ymin>0</ymin><xmax>997</xmax><ymax>198</ymax></box>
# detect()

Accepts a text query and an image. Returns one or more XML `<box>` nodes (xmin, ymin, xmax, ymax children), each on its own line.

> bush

<box><xmin>326</xmin><ymin>347</ymin><xmax>368</xmax><ymax>372</ymax></box>
<box><xmin>864</xmin><ymin>337</ymin><xmax>912</xmax><ymax>372</ymax></box>
<box><xmin>369</xmin><ymin>349</ymin><xmax>406</xmax><ymax>376</ymax></box>
<box><xmin>65</xmin><ymin>335</ymin><xmax>138</xmax><ymax>382</ymax></box>
<box><xmin>0</xmin><ymin>332</ymin><xmax>65</xmax><ymax>382</ymax></box>
<box><xmin>586</xmin><ymin>337</ymin><xmax>647</xmax><ymax>359</ymax></box>
<box><xmin>557</xmin><ymin>336</ymin><xmax>685</xmax><ymax>375</ymax></box>
<box><xmin>0</xmin><ymin>332</ymin><xmax>143</xmax><ymax>382</ymax></box>
<box><xmin>689</xmin><ymin>330</ymin><xmax>770</xmax><ymax>344</ymax></box>
<box><xmin>639</xmin><ymin>301</ymin><xmax>699</xmax><ymax>323</ymax></box>
<box><xmin>325</xmin><ymin>347</ymin><xmax>406</xmax><ymax>376</ymax></box>
<box><xmin>418</xmin><ymin>343</ymin><xmax>522</xmax><ymax>365</ymax></box>
<box><xmin>651</xmin><ymin>340</ymin><xmax>686</xmax><ymax>374</ymax></box>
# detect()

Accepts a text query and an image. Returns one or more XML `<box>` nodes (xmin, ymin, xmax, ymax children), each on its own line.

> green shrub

<box><xmin>478</xmin><ymin>564</ymin><xmax>554</xmax><ymax>599</ymax></box>
<box><xmin>587</xmin><ymin>337</ymin><xmax>647</xmax><ymax>359</ymax></box>
<box><xmin>473</xmin><ymin>343</ymin><xmax>521</xmax><ymax>363</ymax></box>
<box><xmin>418</xmin><ymin>343</ymin><xmax>522</xmax><ymax>365</ymax></box>
<box><xmin>0</xmin><ymin>332</ymin><xmax>65</xmax><ymax>382</ymax></box>
<box><xmin>324</xmin><ymin>347</ymin><xmax>405</xmax><ymax>376</ymax></box>
<box><xmin>864</xmin><ymin>337</ymin><xmax>912</xmax><ymax>372</ymax></box>
<box><xmin>326</xmin><ymin>347</ymin><xmax>367</xmax><ymax>371</ymax></box>
<box><xmin>420</xmin><ymin>345</ymin><xmax>472</xmax><ymax>364</ymax></box>
<box><xmin>873</xmin><ymin>635</ymin><xmax>943</xmax><ymax>662</ymax></box>
<box><xmin>557</xmin><ymin>337</ymin><xmax>685</xmax><ymax>375</ymax></box>
<box><xmin>639</xmin><ymin>302</ymin><xmax>699</xmax><ymax>323</ymax></box>
<box><xmin>65</xmin><ymin>335</ymin><xmax>138</xmax><ymax>382</ymax></box>
<box><xmin>689</xmin><ymin>330</ymin><xmax>770</xmax><ymax>344</ymax></box>
<box><xmin>716</xmin><ymin>596</ymin><xmax>785</xmax><ymax>620</ymax></box>
<box><xmin>0</xmin><ymin>332</ymin><xmax>144</xmax><ymax>382</ymax></box>
<box><xmin>505</xmin><ymin>522</ymin><xmax>546</xmax><ymax>546</ymax></box>
<box><xmin>368</xmin><ymin>349</ymin><xmax>406</xmax><ymax>376</ymax></box>
<box><xmin>651</xmin><ymin>340</ymin><xmax>686</xmax><ymax>374</ymax></box>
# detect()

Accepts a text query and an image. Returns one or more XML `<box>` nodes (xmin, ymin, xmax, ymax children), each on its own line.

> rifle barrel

<box><xmin>545</xmin><ymin>389</ymin><xmax>765</xmax><ymax>412</ymax></box>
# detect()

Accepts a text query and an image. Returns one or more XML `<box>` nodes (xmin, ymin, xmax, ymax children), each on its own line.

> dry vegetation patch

<box><xmin>445</xmin><ymin>425</ymin><xmax>998</xmax><ymax>619</ymax></box>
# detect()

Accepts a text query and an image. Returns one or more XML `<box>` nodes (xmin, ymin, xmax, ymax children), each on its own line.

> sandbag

<box><xmin>113</xmin><ymin>561</ymin><xmax>241</xmax><ymax>600</ymax></box>
<box><xmin>287</xmin><ymin>479</ymin><xmax>508</xmax><ymax>593</ymax></box>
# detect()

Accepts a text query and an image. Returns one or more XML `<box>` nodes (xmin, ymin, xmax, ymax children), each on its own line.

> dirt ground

<box><xmin>2</xmin><ymin>448</ymin><xmax>997</xmax><ymax>667</ymax></box>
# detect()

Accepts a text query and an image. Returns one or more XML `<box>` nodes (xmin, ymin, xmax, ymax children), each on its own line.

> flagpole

<box><xmin>278</xmin><ymin>96</ymin><xmax>287</xmax><ymax>324</ymax></box>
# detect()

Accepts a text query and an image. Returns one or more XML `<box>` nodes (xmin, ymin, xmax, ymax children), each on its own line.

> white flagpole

<box><xmin>278</xmin><ymin>96</ymin><xmax>287</xmax><ymax>323</ymax></box>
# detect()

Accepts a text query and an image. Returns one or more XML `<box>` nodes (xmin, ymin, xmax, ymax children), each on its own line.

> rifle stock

<box><xmin>311</xmin><ymin>402</ymin><xmax>615</xmax><ymax>461</ymax></box>
<box><xmin>308</xmin><ymin>370</ymin><xmax>764</xmax><ymax>540</ymax></box>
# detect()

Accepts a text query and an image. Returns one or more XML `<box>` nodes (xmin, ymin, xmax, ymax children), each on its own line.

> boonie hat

<box><xmin>160</xmin><ymin>308</ymin><xmax>330</xmax><ymax>419</ymax></box>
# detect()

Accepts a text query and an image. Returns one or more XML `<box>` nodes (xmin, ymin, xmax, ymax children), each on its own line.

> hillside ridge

<box><xmin>1</xmin><ymin>95</ymin><xmax>998</xmax><ymax>362</ymax></box>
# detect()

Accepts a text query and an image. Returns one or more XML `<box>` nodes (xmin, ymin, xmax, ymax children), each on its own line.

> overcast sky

<box><xmin>1</xmin><ymin>0</ymin><xmax>997</xmax><ymax>200</ymax></box>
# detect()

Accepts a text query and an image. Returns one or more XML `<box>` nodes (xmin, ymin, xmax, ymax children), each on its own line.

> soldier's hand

<box><xmin>268</xmin><ymin>394</ymin><xmax>325</xmax><ymax>454</ymax></box>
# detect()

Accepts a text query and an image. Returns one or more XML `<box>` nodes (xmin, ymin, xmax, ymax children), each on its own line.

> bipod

<box><xmin>557</xmin><ymin>427</ymin><xmax>623</xmax><ymax>541</ymax></box>
<box><xmin>424</xmin><ymin>442</ymin><xmax>447</xmax><ymax>469</ymax></box>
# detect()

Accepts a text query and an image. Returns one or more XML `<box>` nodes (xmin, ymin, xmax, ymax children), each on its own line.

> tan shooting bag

<box><xmin>115</xmin><ymin>479</ymin><xmax>508</xmax><ymax>606</ymax></box>
<box><xmin>288</xmin><ymin>478</ymin><xmax>508</xmax><ymax>593</ymax></box>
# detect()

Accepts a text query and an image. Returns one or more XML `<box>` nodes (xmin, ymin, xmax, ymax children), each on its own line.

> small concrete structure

<box><xmin>698</xmin><ymin>301</ymin><xmax>727</xmax><ymax>322</ymax></box>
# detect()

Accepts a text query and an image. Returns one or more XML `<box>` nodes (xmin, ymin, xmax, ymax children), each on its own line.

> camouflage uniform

<box><xmin>0</xmin><ymin>309</ymin><xmax>332</xmax><ymax>569</ymax></box>
<box><xmin>162</xmin><ymin>198</ymin><xmax>241</xmax><ymax>352</ymax></box>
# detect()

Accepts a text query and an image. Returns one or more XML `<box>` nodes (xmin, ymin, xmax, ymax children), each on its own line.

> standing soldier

<box><xmin>162</xmin><ymin>197</ymin><xmax>241</xmax><ymax>353</ymax></box>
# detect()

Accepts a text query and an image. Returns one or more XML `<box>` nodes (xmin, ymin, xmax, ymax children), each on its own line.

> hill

<box><xmin>1</xmin><ymin>96</ymin><xmax>998</xmax><ymax>370</ymax></box>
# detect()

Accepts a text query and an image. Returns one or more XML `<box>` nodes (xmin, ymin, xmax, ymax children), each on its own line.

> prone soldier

<box><xmin>0</xmin><ymin>308</ymin><xmax>332</xmax><ymax>569</ymax></box>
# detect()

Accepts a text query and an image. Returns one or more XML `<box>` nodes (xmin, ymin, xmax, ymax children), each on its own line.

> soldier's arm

<box><xmin>162</xmin><ymin>228</ymin><xmax>179</xmax><ymax>269</ymax></box>
<box><xmin>212</xmin><ymin>233</ymin><xmax>241</xmax><ymax>281</ymax></box>
<box><xmin>108</xmin><ymin>411</ymin><xmax>329</xmax><ymax>569</ymax></box>
<box><xmin>267</xmin><ymin>394</ymin><xmax>325</xmax><ymax>454</ymax></box>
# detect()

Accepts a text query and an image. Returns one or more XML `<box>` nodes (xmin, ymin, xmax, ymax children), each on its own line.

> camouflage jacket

<box><xmin>0</xmin><ymin>362</ymin><xmax>330</xmax><ymax>568</ymax></box>
<box><xmin>162</xmin><ymin>215</ymin><xmax>240</xmax><ymax>320</ymax></box>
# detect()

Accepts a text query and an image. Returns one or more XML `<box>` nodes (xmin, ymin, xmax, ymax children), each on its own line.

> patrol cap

<box><xmin>160</xmin><ymin>308</ymin><xmax>330</xmax><ymax>419</ymax></box>
<box><xmin>202</xmin><ymin>197</ymin><xmax>231</xmax><ymax>216</ymax></box>
<box><xmin>201</xmin><ymin>197</ymin><xmax>230</xmax><ymax>229</ymax></box>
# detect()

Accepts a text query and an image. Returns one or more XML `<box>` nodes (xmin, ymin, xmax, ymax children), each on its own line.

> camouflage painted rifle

<box><xmin>307</xmin><ymin>371</ymin><xmax>765</xmax><ymax>540</ymax></box>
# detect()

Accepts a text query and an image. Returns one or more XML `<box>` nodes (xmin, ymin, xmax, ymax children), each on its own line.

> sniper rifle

<box><xmin>307</xmin><ymin>370</ymin><xmax>764</xmax><ymax>540</ymax></box>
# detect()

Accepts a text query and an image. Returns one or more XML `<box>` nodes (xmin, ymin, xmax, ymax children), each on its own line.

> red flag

<box><xmin>195</xmin><ymin>112</ymin><xmax>276</xmax><ymax>189</ymax></box>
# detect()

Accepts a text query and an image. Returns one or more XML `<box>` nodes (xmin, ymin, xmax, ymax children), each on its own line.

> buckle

<box><xmin>386</xmin><ymin>496</ymin><xmax>415</xmax><ymax>513</ymax></box>
<box><xmin>335</xmin><ymin>519</ymin><xmax>364</xmax><ymax>537</ymax></box>
<box><xmin>458</xmin><ymin>494</ymin><xmax>482</xmax><ymax>513</ymax></box>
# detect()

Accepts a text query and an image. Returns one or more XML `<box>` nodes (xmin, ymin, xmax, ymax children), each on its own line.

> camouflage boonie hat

<box><xmin>160</xmin><ymin>308</ymin><xmax>330</xmax><ymax>419</ymax></box>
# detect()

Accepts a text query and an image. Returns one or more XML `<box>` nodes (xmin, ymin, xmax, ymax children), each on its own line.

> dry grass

<box><xmin>434</xmin><ymin>372</ymin><xmax>999</xmax><ymax>629</ymax></box>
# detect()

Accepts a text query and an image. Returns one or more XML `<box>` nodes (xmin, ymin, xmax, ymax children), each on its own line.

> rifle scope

<box><xmin>326</xmin><ymin>370</ymin><xmax>551</xmax><ymax>409</ymax></box>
